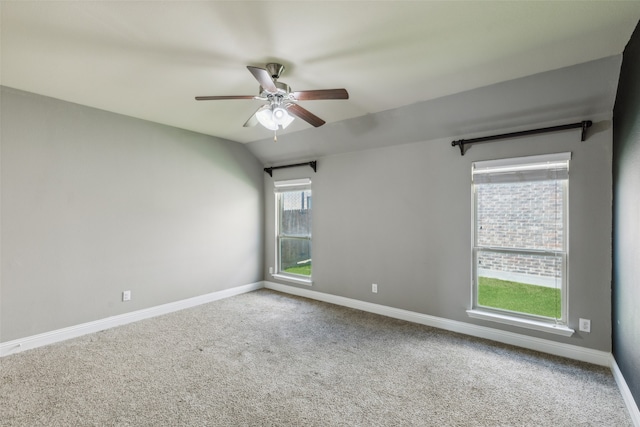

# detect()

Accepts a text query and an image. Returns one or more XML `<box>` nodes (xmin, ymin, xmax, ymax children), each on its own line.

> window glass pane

<box><xmin>280</xmin><ymin>190</ymin><xmax>312</xmax><ymax>237</ymax></box>
<box><xmin>476</xmin><ymin>250</ymin><xmax>562</xmax><ymax>318</ymax></box>
<box><xmin>280</xmin><ymin>238</ymin><xmax>311</xmax><ymax>276</ymax></box>
<box><xmin>476</xmin><ymin>180</ymin><xmax>563</xmax><ymax>251</ymax></box>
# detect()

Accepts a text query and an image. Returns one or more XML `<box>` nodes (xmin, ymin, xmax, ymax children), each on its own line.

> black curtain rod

<box><xmin>451</xmin><ymin>120</ymin><xmax>592</xmax><ymax>156</ymax></box>
<box><xmin>264</xmin><ymin>161</ymin><xmax>317</xmax><ymax>177</ymax></box>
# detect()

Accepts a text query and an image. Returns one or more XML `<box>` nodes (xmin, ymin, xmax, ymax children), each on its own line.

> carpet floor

<box><xmin>0</xmin><ymin>289</ymin><xmax>631</xmax><ymax>426</ymax></box>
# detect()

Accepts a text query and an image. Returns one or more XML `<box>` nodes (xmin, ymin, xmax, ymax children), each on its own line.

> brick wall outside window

<box><xmin>476</xmin><ymin>180</ymin><xmax>564</xmax><ymax>281</ymax></box>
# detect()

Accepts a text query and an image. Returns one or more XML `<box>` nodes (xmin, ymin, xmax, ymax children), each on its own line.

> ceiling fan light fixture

<box><xmin>256</xmin><ymin>104</ymin><xmax>294</xmax><ymax>131</ymax></box>
<box><xmin>256</xmin><ymin>107</ymin><xmax>278</xmax><ymax>131</ymax></box>
<box><xmin>273</xmin><ymin>106</ymin><xmax>294</xmax><ymax>128</ymax></box>
<box><xmin>272</xmin><ymin>107</ymin><xmax>287</xmax><ymax>122</ymax></box>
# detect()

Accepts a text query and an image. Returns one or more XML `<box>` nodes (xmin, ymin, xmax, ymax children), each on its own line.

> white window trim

<box><xmin>466</xmin><ymin>309</ymin><xmax>574</xmax><ymax>337</ymax></box>
<box><xmin>274</xmin><ymin>178</ymin><xmax>313</xmax><ymax>286</ymax></box>
<box><xmin>271</xmin><ymin>273</ymin><xmax>313</xmax><ymax>286</ymax></box>
<box><xmin>469</xmin><ymin>153</ymin><xmax>572</xmax><ymax>335</ymax></box>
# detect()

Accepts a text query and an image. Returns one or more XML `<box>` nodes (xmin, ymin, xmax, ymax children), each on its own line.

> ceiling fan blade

<box><xmin>195</xmin><ymin>95</ymin><xmax>256</xmax><ymax>101</ymax></box>
<box><xmin>292</xmin><ymin>89</ymin><xmax>349</xmax><ymax>101</ymax></box>
<box><xmin>243</xmin><ymin>106</ymin><xmax>267</xmax><ymax>128</ymax></box>
<box><xmin>247</xmin><ymin>66</ymin><xmax>277</xmax><ymax>93</ymax></box>
<box><xmin>287</xmin><ymin>104</ymin><xmax>326</xmax><ymax>127</ymax></box>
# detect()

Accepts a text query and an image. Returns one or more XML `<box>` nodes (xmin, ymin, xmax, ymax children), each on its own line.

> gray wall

<box><xmin>613</xmin><ymin>23</ymin><xmax>640</xmax><ymax>408</ymax></box>
<box><xmin>264</xmin><ymin>116</ymin><xmax>614</xmax><ymax>350</ymax></box>
<box><xmin>1</xmin><ymin>87</ymin><xmax>264</xmax><ymax>342</ymax></box>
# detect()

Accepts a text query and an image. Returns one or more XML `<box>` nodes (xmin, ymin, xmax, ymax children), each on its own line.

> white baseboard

<box><xmin>611</xmin><ymin>357</ymin><xmax>640</xmax><ymax>427</ymax></box>
<box><xmin>3</xmin><ymin>279</ymin><xmax>612</xmax><ymax>367</ymax></box>
<box><xmin>264</xmin><ymin>281</ymin><xmax>611</xmax><ymax>366</ymax></box>
<box><xmin>0</xmin><ymin>281</ymin><xmax>264</xmax><ymax>358</ymax></box>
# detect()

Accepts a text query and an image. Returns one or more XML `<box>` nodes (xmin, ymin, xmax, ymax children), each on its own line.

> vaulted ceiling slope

<box><xmin>248</xmin><ymin>55</ymin><xmax>623</xmax><ymax>164</ymax></box>
<box><xmin>1</xmin><ymin>2</ymin><xmax>639</xmax><ymax>147</ymax></box>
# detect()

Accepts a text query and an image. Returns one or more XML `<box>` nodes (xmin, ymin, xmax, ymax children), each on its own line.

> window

<box><xmin>274</xmin><ymin>178</ymin><xmax>312</xmax><ymax>285</ymax></box>
<box><xmin>467</xmin><ymin>153</ymin><xmax>573</xmax><ymax>336</ymax></box>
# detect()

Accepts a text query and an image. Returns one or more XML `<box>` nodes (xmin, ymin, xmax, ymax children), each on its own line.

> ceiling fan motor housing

<box><xmin>260</xmin><ymin>81</ymin><xmax>292</xmax><ymax>101</ymax></box>
<box><xmin>266</xmin><ymin>63</ymin><xmax>285</xmax><ymax>80</ymax></box>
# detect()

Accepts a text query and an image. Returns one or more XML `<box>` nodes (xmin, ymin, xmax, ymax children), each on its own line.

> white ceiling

<box><xmin>2</xmin><ymin>1</ymin><xmax>639</xmax><ymax>144</ymax></box>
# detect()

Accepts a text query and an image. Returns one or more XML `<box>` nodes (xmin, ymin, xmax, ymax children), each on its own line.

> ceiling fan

<box><xmin>195</xmin><ymin>63</ymin><xmax>349</xmax><ymax>140</ymax></box>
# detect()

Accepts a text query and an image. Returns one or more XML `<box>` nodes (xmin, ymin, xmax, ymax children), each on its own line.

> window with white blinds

<box><xmin>470</xmin><ymin>153</ymin><xmax>570</xmax><ymax>330</ymax></box>
<box><xmin>274</xmin><ymin>179</ymin><xmax>312</xmax><ymax>283</ymax></box>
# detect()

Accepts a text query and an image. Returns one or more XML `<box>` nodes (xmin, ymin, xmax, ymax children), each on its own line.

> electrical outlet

<box><xmin>372</xmin><ymin>283</ymin><xmax>378</xmax><ymax>293</ymax></box>
<box><xmin>122</xmin><ymin>290</ymin><xmax>131</xmax><ymax>302</ymax></box>
<box><xmin>269</xmin><ymin>267</ymin><xmax>273</xmax><ymax>275</ymax></box>
<box><xmin>579</xmin><ymin>318</ymin><xmax>591</xmax><ymax>333</ymax></box>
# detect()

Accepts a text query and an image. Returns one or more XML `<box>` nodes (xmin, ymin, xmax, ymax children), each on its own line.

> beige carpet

<box><xmin>0</xmin><ymin>289</ymin><xmax>631</xmax><ymax>426</ymax></box>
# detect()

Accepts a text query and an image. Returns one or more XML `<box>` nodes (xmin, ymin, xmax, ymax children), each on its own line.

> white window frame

<box><xmin>272</xmin><ymin>178</ymin><xmax>313</xmax><ymax>286</ymax></box>
<box><xmin>466</xmin><ymin>153</ymin><xmax>574</xmax><ymax>337</ymax></box>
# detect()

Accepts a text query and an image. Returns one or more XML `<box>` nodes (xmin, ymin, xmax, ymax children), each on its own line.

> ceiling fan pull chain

<box><xmin>274</xmin><ymin>130</ymin><xmax>278</xmax><ymax>142</ymax></box>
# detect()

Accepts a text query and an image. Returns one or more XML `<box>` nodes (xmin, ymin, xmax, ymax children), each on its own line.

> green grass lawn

<box><xmin>478</xmin><ymin>277</ymin><xmax>561</xmax><ymax>318</ymax></box>
<box><xmin>283</xmin><ymin>264</ymin><xmax>311</xmax><ymax>276</ymax></box>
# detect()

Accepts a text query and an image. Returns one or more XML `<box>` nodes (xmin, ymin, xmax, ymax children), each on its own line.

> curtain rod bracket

<box><xmin>451</xmin><ymin>139</ymin><xmax>466</xmax><ymax>156</ymax></box>
<box><xmin>581</xmin><ymin>120</ymin><xmax>591</xmax><ymax>141</ymax></box>
<box><xmin>451</xmin><ymin>120</ymin><xmax>592</xmax><ymax>156</ymax></box>
<box><xmin>264</xmin><ymin>160</ymin><xmax>317</xmax><ymax>177</ymax></box>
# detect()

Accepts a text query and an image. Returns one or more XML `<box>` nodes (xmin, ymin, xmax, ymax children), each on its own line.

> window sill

<box><xmin>466</xmin><ymin>309</ymin><xmax>574</xmax><ymax>337</ymax></box>
<box><xmin>271</xmin><ymin>273</ymin><xmax>313</xmax><ymax>287</ymax></box>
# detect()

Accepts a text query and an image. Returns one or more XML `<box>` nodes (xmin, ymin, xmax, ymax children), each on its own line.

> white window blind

<box><xmin>472</xmin><ymin>152</ymin><xmax>571</xmax><ymax>184</ymax></box>
<box><xmin>274</xmin><ymin>178</ymin><xmax>312</xmax><ymax>193</ymax></box>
